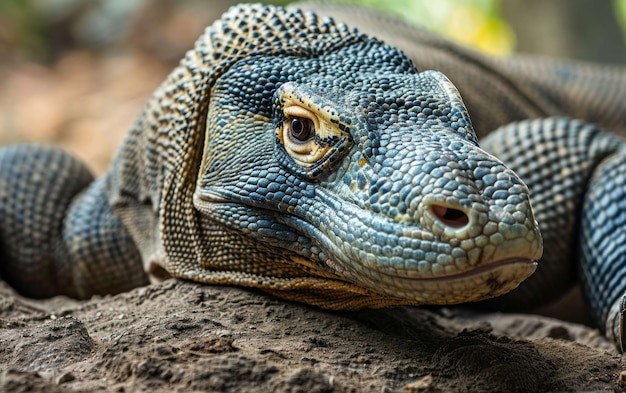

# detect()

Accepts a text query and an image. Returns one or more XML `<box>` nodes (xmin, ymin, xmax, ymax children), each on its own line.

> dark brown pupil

<box><xmin>290</xmin><ymin>117</ymin><xmax>314</xmax><ymax>141</ymax></box>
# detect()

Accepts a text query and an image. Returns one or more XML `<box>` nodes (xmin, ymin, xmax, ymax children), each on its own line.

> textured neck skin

<box><xmin>101</xmin><ymin>4</ymin><xmax>541</xmax><ymax>309</ymax></box>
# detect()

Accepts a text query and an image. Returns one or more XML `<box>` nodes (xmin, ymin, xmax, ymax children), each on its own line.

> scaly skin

<box><xmin>480</xmin><ymin>118</ymin><xmax>626</xmax><ymax>352</ymax></box>
<box><xmin>6</xmin><ymin>4</ymin><xmax>626</xmax><ymax>351</ymax></box>
<box><xmin>299</xmin><ymin>5</ymin><xmax>626</xmax><ymax>349</ymax></box>
<box><xmin>6</xmin><ymin>4</ymin><xmax>626</xmax><ymax>352</ymax></box>
<box><xmin>0</xmin><ymin>4</ymin><xmax>541</xmax><ymax>310</ymax></box>
<box><xmin>300</xmin><ymin>3</ymin><xmax>626</xmax><ymax>138</ymax></box>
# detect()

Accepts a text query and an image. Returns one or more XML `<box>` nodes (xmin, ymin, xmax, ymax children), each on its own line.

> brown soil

<box><xmin>1</xmin><ymin>279</ymin><xmax>624</xmax><ymax>392</ymax></box>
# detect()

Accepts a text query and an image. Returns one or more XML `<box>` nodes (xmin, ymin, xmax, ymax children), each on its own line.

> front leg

<box><xmin>579</xmin><ymin>150</ymin><xmax>626</xmax><ymax>351</ymax></box>
<box><xmin>479</xmin><ymin>118</ymin><xmax>626</xmax><ymax>349</ymax></box>
<box><xmin>0</xmin><ymin>144</ymin><xmax>148</xmax><ymax>299</ymax></box>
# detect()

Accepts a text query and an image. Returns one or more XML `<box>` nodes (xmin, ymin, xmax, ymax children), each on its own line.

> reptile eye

<box><xmin>289</xmin><ymin>117</ymin><xmax>314</xmax><ymax>142</ymax></box>
<box><xmin>279</xmin><ymin>105</ymin><xmax>328</xmax><ymax>166</ymax></box>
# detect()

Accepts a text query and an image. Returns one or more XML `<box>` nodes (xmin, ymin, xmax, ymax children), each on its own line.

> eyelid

<box><xmin>283</xmin><ymin>105</ymin><xmax>320</xmax><ymax>131</ymax></box>
<box><xmin>279</xmin><ymin>105</ymin><xmax>327</xmax><ymax>165</ymax></box>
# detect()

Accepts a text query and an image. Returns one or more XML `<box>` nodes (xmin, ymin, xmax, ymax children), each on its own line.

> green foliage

<box><xmin>264</xmin><ymin>0</ymin><xmax>515</xmax><ymax>55</ymax></box>
<box><xmin>266</xmin><ymin>0</ymin><xmax>626</xmax><ymax>57</ymax></box>
<box><xmin>0</xmin><ymin>0</ymin><xmax>44</xmax><ymax>58</ymax></box>
<box><xmin>615</xmin><ymin>0</ymin><xmax>626</xmax><ymax>43</ymax></box>
<box><xmin>4</xmin><ymin>0</ymin><xmax>625</xmax><ymax>59</ymax></box>
<box><xmin>366</xmin><ymin>0</ymin><xmax>514</xmax><ymax>55</ymax></box>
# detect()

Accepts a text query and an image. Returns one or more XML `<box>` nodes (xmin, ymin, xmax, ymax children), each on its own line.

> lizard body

<box><xmin>1</xmin><ymin>4</ymin><xmax>625</xmax><ymax>349</ymax></box>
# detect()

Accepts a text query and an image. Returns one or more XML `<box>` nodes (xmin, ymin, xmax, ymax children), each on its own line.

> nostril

<box><xmin>430</xmin><ymin>204</ymin><xmax>469</xmax><ymax>229</ymax></box>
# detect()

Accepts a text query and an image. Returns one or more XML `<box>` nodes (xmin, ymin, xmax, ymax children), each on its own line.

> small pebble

<box><xmin>56</xmin><ymin>371</ymin><xmax>75</xmax><ymax>385</ymax></box>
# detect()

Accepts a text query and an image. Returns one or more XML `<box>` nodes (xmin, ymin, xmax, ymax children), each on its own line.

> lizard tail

<box><xmin>0</xmin><ymin>144</ymin><xmax>150</xmax><ymax>299</ymax></box>
<box><xmin>0</xmin><ymin>144</ymin><xmax>94</xmax><ymax>298</ymax></box>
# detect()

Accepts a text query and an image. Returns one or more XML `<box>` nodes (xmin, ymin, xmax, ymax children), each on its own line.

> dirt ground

<box><xmin>0</xmin><ymin>278</ymin><xmax>624</xmax><ymax>392</ymax></box>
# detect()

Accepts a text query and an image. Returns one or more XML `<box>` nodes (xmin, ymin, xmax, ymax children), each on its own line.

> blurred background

<box><xmin>1</xmin><ymin>0</ymin><xmax>625</xmax><ymax>173</ymax></box>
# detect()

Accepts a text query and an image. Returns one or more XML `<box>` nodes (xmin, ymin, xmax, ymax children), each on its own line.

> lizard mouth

<box><xmin>381</xmin><ymin>257</ymin><xmax>537</xmax><ymax>304</ymax></box>
<box><xmin>194</xmin><ymin>189</ymin><xmax>540</xmax><ymax>305</ymax></box>
<box><xmin>334</xmin><ymin>255</ymin><xmax>538</xmax><ymax>305</ymax></box>
<box><xmin>295</xmin><ymin>214</ymin><xmax>538</xmax><ymax>304</ymax></box>
<box><xmin>377</xmin><ymin>258</ymin><xmax>537</xmax><ymax>281</ymax></box>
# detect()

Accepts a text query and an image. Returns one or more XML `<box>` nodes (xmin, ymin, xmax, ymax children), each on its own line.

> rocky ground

<box><xmin>0</xmin><ymin>279</ymin><xmax>624</xmax><ymax>392</ymax></box>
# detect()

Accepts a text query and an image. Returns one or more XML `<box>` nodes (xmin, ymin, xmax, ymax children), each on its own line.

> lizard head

<box><xmin>164</xmin><ymin>4</ymin><xmax>542</xmax><ymax>309</ymax></box>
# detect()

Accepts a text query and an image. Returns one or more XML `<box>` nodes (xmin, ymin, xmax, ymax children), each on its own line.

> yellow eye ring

<box><xmin>280</xmin><ymin>106</ymin><xmax>329</xmax><ymax>165</ymax></box>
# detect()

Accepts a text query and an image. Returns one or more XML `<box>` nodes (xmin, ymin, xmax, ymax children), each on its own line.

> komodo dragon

<box><xmin>1</xmin><ymin>4</ymin><xmax>626</xmax><ymax>350</ymax></box>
